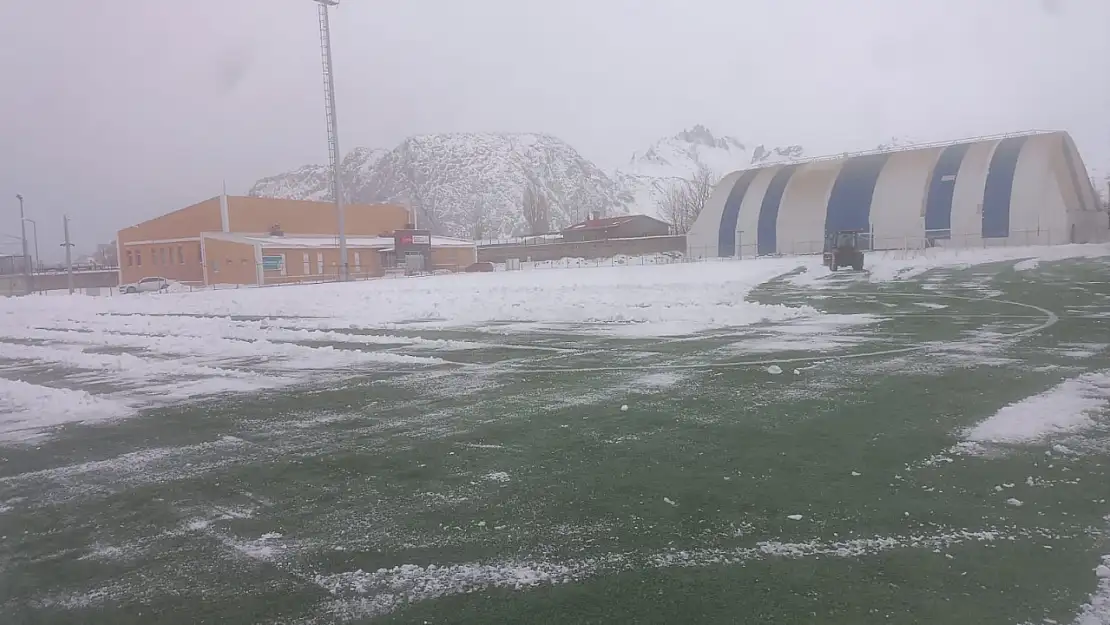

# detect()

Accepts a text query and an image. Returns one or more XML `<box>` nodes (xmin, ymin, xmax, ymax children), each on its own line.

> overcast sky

<box><xmin>1</xmin><ymin>0</ymin><xmax>1107</xmax><ymax>259</ymax></box>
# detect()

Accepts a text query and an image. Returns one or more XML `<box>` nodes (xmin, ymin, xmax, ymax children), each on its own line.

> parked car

<box><xmin>119</xmin><ymin>276</ymin><xmax>169</xmax><ymax>294</ymax></box>
<box><xmin>464</xmin><ymin>262</ymin><xmax>495</xmax><ymax>273</ymax></box>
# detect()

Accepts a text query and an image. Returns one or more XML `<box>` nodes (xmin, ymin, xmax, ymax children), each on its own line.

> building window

<box><xmin>197</xmin><ymin>243</ymin><xmax>203</xmax><ymax>263</ymax></box>
<box><xmin>317</xmin><ymin>252</ymin><xmax>324</xmax><ymax>275</ymax></box>
<box><xmin>126</xmin><ymin>250</ymin><xmax>133</xmax><ymax>267</ymax></box>
<box><xmin>136</xmin><ymin>250</ymin><xmax>142</xmax><ymax>266</ymax></box>
<box><xmin>178</xmin><ymin>246</ymin><xmax>184</xmax><ymax>265</ymax></box>
<box><xmin>160</xmin><ymin>248</ymin><xmax>167</xmax><ymax>265</ymax></box>
<box><xmin>354</xmin><ymin>252</ymin><xmax>361</xmax><ymax>275</ymax></box>
<box><xmin>302</xmin><ymin>252</ymin><xmax>310</xmax><ymax>275</ymax></box>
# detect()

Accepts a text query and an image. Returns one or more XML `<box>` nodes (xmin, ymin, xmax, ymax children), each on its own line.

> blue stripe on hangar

<box><xmin>982</xmin><ymin>136</ymin><xmax>1029</xmax><ymax>238</ymax></box>
<box><xmin>824</xmin><ymin>153</ymin><xmax>889</xmax><ymax>238</ymax></box>
<box><xmin>756</xmin><ymin>165</ymin><xmax>799</xmax><ymax>256</ymax></box>
<box><xmin>924</xmin><ymin>143</ymin><xmax>971</xmax><ymax>237</ymax></box>
<box><xmin>717</xmin><ymin>169</ymin><xmax>761</xmax><ymax>257</ymax></box>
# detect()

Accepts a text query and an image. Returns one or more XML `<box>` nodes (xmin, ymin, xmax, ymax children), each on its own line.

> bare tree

<box><xmin>659</xmin><ymin>161</ymin><xmax>718</xmax><ymax>234</ymax></box>
<box><xmin>522</xmin><ymin>180</ymin><xmax>550</xmax><ymax>235</ymax></box>
<box><xmin>658</xmin><ymin>180</ymin><xmax>691</xmax><ymax>234</ymax></box>
<box><xmin>687</xmin><ymin>161</ymin><xmax>717</xmax><ymax>223</ymax></box>
<box><xmin>466</xmin><ymin>193</ymin><xmax>490</xmax><ymax>242</ymax></box>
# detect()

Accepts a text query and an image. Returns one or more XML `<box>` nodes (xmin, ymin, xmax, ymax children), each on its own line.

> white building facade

<box><xmin>686</xmin><ymin>131</ymin><xmax>1108</xmax><ymax>258</ymax></box>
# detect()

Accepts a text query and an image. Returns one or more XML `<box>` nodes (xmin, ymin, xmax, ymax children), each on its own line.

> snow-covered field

<box><xmin>1</xmin><ymin>244</ymin><xmax>1108</xmax><ymax>442</ymax></box>
<box><xmin>4</xmin><ymin>242</ymin><xmax>1110</xmax><ymax>623</ymax></box>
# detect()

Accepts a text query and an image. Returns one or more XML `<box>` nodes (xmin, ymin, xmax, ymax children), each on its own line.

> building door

<box><xmin>302</xmin><ymin>252</ymin><xmax>310</xmax><ymax>275</ymax></box>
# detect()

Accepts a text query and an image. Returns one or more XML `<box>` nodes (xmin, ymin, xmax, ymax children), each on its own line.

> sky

<box><xmin>0</xmin><ymin>0</ymin><xmax>1107</xmax><ymax>260</ymax></box>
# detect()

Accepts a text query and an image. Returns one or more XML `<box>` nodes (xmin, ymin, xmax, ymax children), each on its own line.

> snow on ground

<box><xmin>963</xmin><ymin>371</ymin><xmax>1110</xmax><ymax>446</ymax></box>
<box><xmin>2</xmin><ymin>244</ymin><xmax>1108</xmax><ymax>442</ymax></box>
<box><xmin>3</xmin><ymin>258</ymin><xmax>817</xmax><ymax>337</ymax></box>
<box><xmin>310</xmin><ymin>528</ymin><xmax>1008</xmax><ymax>621</ymax></box>
<box><xmin>0</xmin><ymin>378</ymin><xmax>131</xmax><ymax>441</ymax></box>
<box><xmin>1077</xmin><ymin>555</ymin><xmax>1110</xmax><ymax>625</ymax></box>
<box><xmin>0</xmin><ymin>259</ymin><xmax>815</xmax><ymax>440</ymax></box>
<box><xmin>789</xmin><ymin>243</ymin><xmax>1110</xmax><ymax>286</ymax></box>
<box><xmin>721</xmin><ymin>313</ymin><xmax>885</xmax><ymax>355</ymax></box>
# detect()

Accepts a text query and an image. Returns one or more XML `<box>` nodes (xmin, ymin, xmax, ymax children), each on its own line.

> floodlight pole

<box><xmin>314</xmin><ymin>0</ymin><xmax>348</xmax><ymax>281</ymax></box>
<box><xmin>61</xmin><ymin>215</ymin><xmax>74</xmax><ymax>294</ymax></box>
<box><xmin>22</xmin><ymin>217</ymin><xmax>39</xmax><ymax>272</ymax></box>
<box><xmin>15</xmin><ymin>194</ymin><xmax>30</xmax><ymax>290</ymax></box>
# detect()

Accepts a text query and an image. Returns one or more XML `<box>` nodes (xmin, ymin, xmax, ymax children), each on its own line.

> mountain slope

<box><xmin>254</xmin><ymin>133</ymin><xmax>628</xmax><ymax>239</ymax></box>
<box><xmin>248</xmin><ymin>147</ymin><xmax>388</xmax><ymax>202</ymax></box>
<box><xmin>358</xmin><ymin>133</ymin><xmax>629</xmax><ymax>238</ymax></box>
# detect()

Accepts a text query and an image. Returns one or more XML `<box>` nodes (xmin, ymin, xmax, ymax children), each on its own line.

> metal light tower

<box><xmin>22</xmin><ymin>218</ymin><xmax>39</xmax><ymax>272</ymax></box>
<box><xmin>314</xmin><ymin>0</ymin><xmax>348</xmax><ymax>281</ymax></box>
<box><xmin>15</xmin><ymin>194</ymin><xmax>29</xmax><ymax>277</ymax></box>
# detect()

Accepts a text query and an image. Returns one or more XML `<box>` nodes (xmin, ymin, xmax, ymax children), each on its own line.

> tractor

<box><xmin>823</xmin><ymin>230</ymin><xmax>865</xmax><ymax>272</ymax></box>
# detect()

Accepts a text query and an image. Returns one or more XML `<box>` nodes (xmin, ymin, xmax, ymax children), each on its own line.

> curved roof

<box><xmin>733</xmin><ymin>130</ymin><xmax>1059</xmax><ymax>175</ymax></box>
<box><xmin>688</xmin><ymin>130</ymin><xmax>1104</xmax><ymax>258</ymax></box>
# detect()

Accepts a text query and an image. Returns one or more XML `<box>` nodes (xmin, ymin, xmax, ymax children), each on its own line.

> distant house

<box><xmin>561</xmin><ymin>214</ymin><xmax>670</xmax><ymax>243</ymax></box>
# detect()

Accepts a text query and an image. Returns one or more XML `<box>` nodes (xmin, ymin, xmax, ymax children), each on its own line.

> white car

<box><xmin>119</xmin><ymin>276</ymin><xmax>169</xmax><ymax>294</ymax></box>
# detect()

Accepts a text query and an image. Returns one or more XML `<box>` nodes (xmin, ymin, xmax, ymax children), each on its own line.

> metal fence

<box><xmin>500</xmin><ymin>228</ymin><xmax>1071</xmax><ymax>272</ymax></box>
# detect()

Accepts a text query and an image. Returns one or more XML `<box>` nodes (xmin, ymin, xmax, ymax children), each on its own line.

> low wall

<box><xmin>478</xmin><ymin>235</ymin><xmax>685</xmax><ymax>264</ymax></box>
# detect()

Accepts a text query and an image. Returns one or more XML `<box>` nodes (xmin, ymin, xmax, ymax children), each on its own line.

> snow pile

<box><xmin>1076</xmin><ymin>555</ymin><xmax>1110</xmax><ymax>625</ymax></box>
<box><xmin>790</xmin><ymin>243</ymin><xmax>1110</xmax><ymax>286</ymax></box>
<box><xmin>0</xmin><ymin>378</ymin><xmax>130</xmax><ymax>441</ymax></box>
<box><xmin>963</xmin><ymin>371</ymin><xmax>1110</xmax><ymax>445</ymax></box>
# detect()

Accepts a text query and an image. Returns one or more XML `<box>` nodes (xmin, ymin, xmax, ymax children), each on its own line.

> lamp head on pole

<box><xmin>15</xmin><ymin>194</ymin><xmax>22</xmax><ymax>202</ymax></box>
<box><xmin>313</xmin><ymin>0</ymin><xmax>340</xmax><ymax>5</ymax></box>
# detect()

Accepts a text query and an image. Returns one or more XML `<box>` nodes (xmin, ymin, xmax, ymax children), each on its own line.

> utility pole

<box><xmin>15</xmin><ymin>194</ymin><xmax>30</xmax><ymax>293</ymax></box>
<box><xmin>313</xmin><ymin>0</ymin><xmax>348</xmax><ymax>281</ymax></box>
<box><xmin>62</xmin><ymin>215</ymin><xmax>74</xmax><ymax>294</ymax></box>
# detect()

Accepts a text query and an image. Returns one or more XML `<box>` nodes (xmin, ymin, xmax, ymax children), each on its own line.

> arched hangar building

<box><xmin>687</xmin><ymin>131</ymin><xmax>1108</xmax><ymax>258</ymax></box>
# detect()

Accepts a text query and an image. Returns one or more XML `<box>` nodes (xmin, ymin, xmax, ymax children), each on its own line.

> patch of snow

<box><xmin>485</xmin><ymin>472</ymin><xmax>511</xmax><ymax>483</ymax></box>
<box><xmin>767</xmin><ymin>365</ymin><xmax>783</xmax><ymax>375</ymax></box>
<box><xmin>631</xmin><ymin>371</ymin><xmax>685</xmax><ymax>391</ymax></box>
<box><xmin>1076</xmin><ymin>556</ymin><xmax>1110</xmax><ymax>624</ymax></box>
<box><xmin>0</xmin><ymin>378</ymin><xmax>132</xmax><ymax>442</ymax></box>
<box><xmin>963</xmin><ymin>371</ymin><xmax>1110</xmax><ymax>446</ymax></box>
<box><xmin>1006</xmin><ymin>498</ymin><xmax>1024</xmax><ymax>507</ymax></box>
<box><xmin>786</xmin><ymin>514</ymin><xmax>804</xmax><ymax>521</ymax></box>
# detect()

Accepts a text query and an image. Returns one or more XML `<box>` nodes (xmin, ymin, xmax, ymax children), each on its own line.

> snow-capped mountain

<box><xmin>252</xmin><ymin>133</ymin><xmax>626</xmax><ymax>239</ymax></box>
<box><xmin>249</xmin><ymin>147</ymin><xmax>388</xmax><ymax>203</ymax></box>
<box><xmin>614</xmin><ymin>125</ymin><xmax>805</xmax><ymax>216</ymax></box>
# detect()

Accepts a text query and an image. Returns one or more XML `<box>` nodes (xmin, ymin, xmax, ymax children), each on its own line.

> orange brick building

<box><xmin>117</xmin><ymin>195</ymin><xmax>477</xmax><ymax>286</ymax></box>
